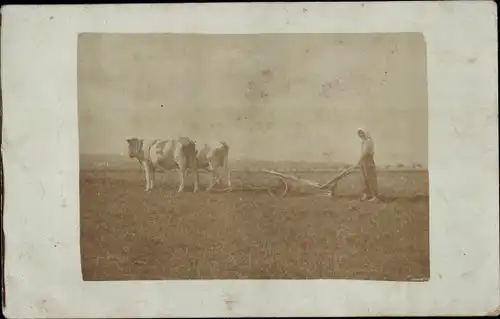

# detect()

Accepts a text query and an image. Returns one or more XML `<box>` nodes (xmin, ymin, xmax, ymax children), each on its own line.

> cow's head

<box><xmin>126</xmin><ymin>138</ymin><xmax>143</xmax><ymax>158</ymax></box>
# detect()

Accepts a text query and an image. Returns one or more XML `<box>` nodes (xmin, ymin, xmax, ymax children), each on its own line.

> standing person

<box><xmin>357</xmin><ymin>128</ymin><xmax>379</xmax><ymax>202</ymax></box>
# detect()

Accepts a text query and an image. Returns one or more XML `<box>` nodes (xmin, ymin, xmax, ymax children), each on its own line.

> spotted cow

<box><xmin>126</xmin><ymin>137</ymin><xmax>199</xmax><ymax>193</ymax></box>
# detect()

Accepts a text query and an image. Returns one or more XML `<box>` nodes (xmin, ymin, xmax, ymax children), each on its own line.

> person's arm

<box><xmin>355</xmin><ymin>156</ymin><xmax>363</xmax><ymax>167</ymax></box>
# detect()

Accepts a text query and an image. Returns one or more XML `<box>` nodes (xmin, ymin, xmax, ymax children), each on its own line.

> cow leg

<box><xmin>226</xmin><ymin>168</ymin><xmax>232</xmax><ymax>188</ymax></box>
<box><xmin>143</xmin><ymin>162</ymin><xmax>151</xmax><ymax>192</ymax></box>
<box><xmin>189</xmin><ymin>156</ymin><xmax>199</xmax><ymax>193</ymax></box>
<box><xmin>224</xmin><ymin>155</ymin><xmax>232</xmax><ymax>188</ymax></box>
<box><xmin>217</xmin><ymin>172</ymin><xmax>222</xmax><ymax>186</ymax></box>
<box><xmin>206</xmin><ymin>163</ymin><xmax>216</xmax><ymax>192</ymax></box>
<box><xmin>150</xmin><ymin>168</ymin><xmax>155</xmax><ymax>190</ymax></box>
<box><xmin>177</xmin><ymin>158</ymin><xmax>189</xmax><ymax>193</ymax></box>
<box><xmin>177</xmin><ymin>168</ymin><xmax>186</xmax><ymax>193</ymax></box>
<box><xmin>214</xmin><ymin>168</ymin><xmax>221</xmax><ymax>186</ymax></box>
<box><xmin>206</xmin><ymin>174</ymin><xmax>214</xmax><ymax>192</ymax></box>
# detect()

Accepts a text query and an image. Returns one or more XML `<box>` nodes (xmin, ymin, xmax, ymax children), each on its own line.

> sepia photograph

<box><xmin>78</xmin><ymin>32</ymin><xmax>429</xmax><ymax>281</ymax></box>
<box><xmin>3</xmin><ymin>2</ymin><xmax>498</xmax><ymax>317</ymax></box>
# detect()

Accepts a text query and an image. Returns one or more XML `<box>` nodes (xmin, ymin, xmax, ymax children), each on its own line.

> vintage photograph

<box><xmin>78</xmin><ymin>32</ymin><xmax>429</xmax><ymax>281</ymax></box>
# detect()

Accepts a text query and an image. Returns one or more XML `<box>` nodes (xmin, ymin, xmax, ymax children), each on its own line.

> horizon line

<box><xmin>80</xmin><ymin>153</ymin><xmax>427</xmax><ymax>167</ymax></box>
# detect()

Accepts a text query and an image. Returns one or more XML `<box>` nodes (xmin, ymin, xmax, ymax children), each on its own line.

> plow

<box><xmin>210</xmin><ymin>165</ymin><xmax>358</xmax><ymax>197</ymax></box>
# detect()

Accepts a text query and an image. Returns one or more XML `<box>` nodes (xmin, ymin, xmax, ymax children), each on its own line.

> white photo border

<box><xmin>1</xmin><ymin>2</ymin><xmax>498</xmax><ymax>317</ymax></box>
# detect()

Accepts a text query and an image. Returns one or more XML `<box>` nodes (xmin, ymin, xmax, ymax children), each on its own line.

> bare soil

<box><xmin>80</xmin><ymin>169</ymin><xmax>429</xmax><ymax>281</ymax></box>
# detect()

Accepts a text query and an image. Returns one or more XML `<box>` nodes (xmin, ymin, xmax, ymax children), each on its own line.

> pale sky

<box><xmin>78</xmin><ymin>33</ymin><xmax>428</xmax><ymax>166</ymax></box>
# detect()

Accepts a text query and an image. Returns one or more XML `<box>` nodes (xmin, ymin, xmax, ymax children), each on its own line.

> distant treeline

<box><xmin>80</xmin><ymin>154</ymin><xmax>427</xmax><ymax>172</ymax></box>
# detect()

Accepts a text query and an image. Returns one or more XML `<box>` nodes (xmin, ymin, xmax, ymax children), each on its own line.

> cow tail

<box><xmin>221</xmin><ymin>141</ymin><xmax>231</xmax><ymax>187</ymax></box>
<box><xmin>180</xmin><ymin>139</ymin><xmax>197</xmax><ymax>160</ymax></box>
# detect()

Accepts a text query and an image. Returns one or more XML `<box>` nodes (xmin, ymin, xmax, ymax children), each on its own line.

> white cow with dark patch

<box><xmin>194</xmin><ymin>140</ymin><xmax>232</xmax><ymax>191</ymax></box>
<box><xmin>126</xmin><ymin>137</ymin><xmax>199</xmax><ymax>193</ymax></box>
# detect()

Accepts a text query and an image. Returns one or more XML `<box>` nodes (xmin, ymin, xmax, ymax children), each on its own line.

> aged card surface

<box><xmin>1</xmin><ymin>2</ymin><xmax>498</xmax><ymax>317</ymax></box>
